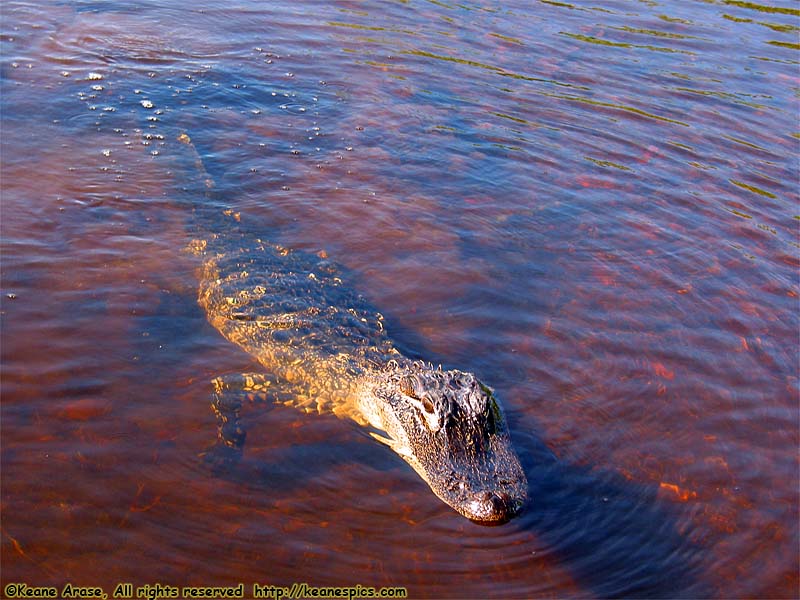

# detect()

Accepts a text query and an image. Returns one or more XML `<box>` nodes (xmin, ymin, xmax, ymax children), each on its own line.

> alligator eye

<box><xmin>421</xmin><ymin>397</ymin><xmax>435</xmax><ymax>414</ymax></box>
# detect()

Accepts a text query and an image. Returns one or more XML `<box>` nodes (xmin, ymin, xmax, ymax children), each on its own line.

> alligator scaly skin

<box><xmin>177</xmin><ymin>133</ymin><xmax>527</xmax><ymax>523</ymax></box>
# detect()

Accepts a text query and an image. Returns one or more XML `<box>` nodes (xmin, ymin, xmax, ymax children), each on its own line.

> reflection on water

<box><xmin>1</xmin><ymin>0</ymin><xmax>798</xmax><ymax>598</ymax></box>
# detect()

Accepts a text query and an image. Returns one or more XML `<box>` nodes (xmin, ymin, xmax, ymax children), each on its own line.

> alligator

<box><xmin>176</xmin><ymin>133</ymin><xmax>527</xmax><ymax>523</ymax></box>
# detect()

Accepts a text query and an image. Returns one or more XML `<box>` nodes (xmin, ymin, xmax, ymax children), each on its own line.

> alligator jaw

<box><xmin>416</xmin><ymin>430</ymin><xmax>528</xmax><ymax>524</ymax></box>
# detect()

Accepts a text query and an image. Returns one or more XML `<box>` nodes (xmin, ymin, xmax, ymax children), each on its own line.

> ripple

<box><xmin>2</xmin><ymin>0</ymin><xmax>798</xmax><ymax>597</ymax></box>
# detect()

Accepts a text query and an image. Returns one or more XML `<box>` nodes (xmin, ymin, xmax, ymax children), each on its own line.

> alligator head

<box><xmin>363</xmin><ymin>361</ymin><xmax>527</xmax><ymax>524</ymax></box>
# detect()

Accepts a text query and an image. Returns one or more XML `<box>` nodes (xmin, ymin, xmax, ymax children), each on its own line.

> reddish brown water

<box><xmin>1</xmin><ymin>1</ymin><xmax>798</xmax><ymax>598</ymax></box>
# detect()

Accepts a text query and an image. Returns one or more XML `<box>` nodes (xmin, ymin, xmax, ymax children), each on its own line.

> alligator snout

<box><xmin>468</xmin><ymin>490</ymin><xmax>518</xmax><ymax>524</ymax></box>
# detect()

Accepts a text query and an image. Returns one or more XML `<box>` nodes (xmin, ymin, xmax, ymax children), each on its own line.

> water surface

<box><xmin>1</xmin><ymin>1</ymin><xmax>798</xmax><ymax>598</ymax></box>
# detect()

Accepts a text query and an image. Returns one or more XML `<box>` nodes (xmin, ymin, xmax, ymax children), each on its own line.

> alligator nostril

<box><xmin>470</xmin><ymin>490</ymin><xmax>514</xmax><ymax>524</ymax></box>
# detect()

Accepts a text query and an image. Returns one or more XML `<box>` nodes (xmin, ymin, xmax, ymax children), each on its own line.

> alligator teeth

<box><xmin>369</xmin><ymin>432</ymin><xmax>412</xmax><ymax>459</ymax></box>
<box><xmin>369</xmin><ymin>431</ymin><xmax>395</xmax><ymax>447</ymax></box>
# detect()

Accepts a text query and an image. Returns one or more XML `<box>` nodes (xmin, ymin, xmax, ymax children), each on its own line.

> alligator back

<box><xmin>197</xmin><ymin>231</ymin><xmax>397</xmax><ymax>421</ymax></box>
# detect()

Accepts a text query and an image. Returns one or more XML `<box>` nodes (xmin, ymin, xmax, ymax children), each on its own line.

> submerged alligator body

<box><xmin>178</xmin><ymin>134</ymin><xmax>527</xmax><ymax>523</ymax></box>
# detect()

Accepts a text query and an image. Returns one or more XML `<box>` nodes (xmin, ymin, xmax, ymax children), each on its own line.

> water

<box><xmin>1</xmin><ymin>1</ymin><xmax>797</xmax><ymax>598</ymax></box>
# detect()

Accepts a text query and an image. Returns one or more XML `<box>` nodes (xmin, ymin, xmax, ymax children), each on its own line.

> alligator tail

<box><xmin>172</xmin><ymin>132</ymin><xmax>244</xmax><ymax>252</ymax></box>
